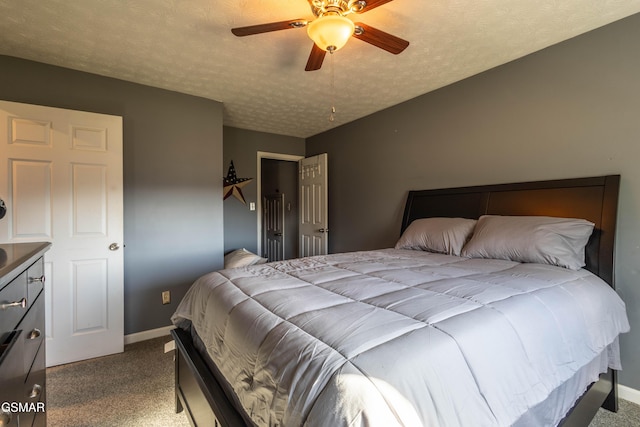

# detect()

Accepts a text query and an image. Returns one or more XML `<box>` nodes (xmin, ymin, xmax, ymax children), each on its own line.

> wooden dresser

<box><xmin>0</xmin><ymin>242</ymin><xmax>51</xmax><ymax>427</ymax></box>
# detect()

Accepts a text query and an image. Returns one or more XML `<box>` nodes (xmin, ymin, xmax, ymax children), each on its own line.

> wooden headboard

<box><xmin>401</xmin><ymin>175</ymin><xmax>620</xmax><ymax>287</ymax></box>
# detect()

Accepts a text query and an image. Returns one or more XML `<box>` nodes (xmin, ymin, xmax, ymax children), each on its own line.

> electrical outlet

<box><xmin>162</xmin><ymin>291</ymin><xmax>171</xmax><ymax>305</ymax></box>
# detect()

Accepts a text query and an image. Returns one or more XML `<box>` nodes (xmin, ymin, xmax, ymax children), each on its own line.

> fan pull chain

<box><xmin>329</xmin><ymin>51</ymin><xmax>336</xmax><ymax>122</ymax></box>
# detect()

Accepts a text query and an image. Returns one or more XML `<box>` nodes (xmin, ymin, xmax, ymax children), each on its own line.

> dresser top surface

<box><xmin>0</xmin><ymin>242</ymin><xmax>51</xmax><ymax>289</ymax></box>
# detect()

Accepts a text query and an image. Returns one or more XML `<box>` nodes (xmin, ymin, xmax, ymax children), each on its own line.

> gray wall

<box><xmin>0</xmin><ymin>55</ymin><xmax>224</xmax><ymax>335</ymax></box>
<box><xmin>307</xmin><ymin>13</ymin><xmax>640</xmax><ymax>391</ymax></box>
<box><xmin>223</xmin><ymin>126</ymin><xmax>305</xmax><ymax>254</ymax></box>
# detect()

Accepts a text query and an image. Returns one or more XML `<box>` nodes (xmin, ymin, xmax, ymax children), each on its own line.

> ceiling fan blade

<box><xmin>359</xmin><ymin>0</ymin><xmax>394</xmax><ymax>12</ymax></box>
<box><xmin>231</xmin><ymin>19</ymin><xmax>307</xmax><ymax>36</ymax></box>
<box><xmin>353</xmin><ymin>23</ymin><xmax>409</xmax><ymax>54</ymax></box>
<box><xmin>305</xmin><ymin>44</ymin><xmax>326</xmax><ymax>71</ymax></box>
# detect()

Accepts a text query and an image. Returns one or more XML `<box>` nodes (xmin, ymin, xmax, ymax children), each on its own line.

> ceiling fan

<box><xmin>231</xmin><ymin>0</ymin><xmax>410</xmax><ymax>71</ymax></box>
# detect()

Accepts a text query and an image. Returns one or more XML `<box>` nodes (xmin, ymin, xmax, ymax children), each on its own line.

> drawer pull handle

<box><xmin>28</xmin><ymin>328</ymin><xmax>42</xmax><ymax>340</ymax></box>
<box><xmin>1</xmin><ymin>297</ymin><xmax>27</xmax><ymax>310</ymax></box>
<box><xmin>0</xmin><ymin>411</ymin><xmax>13</xmax><ymax>426</ymax></box>
<box><xmin>29</xmin><ymin>275</ymin><xmax>45</xmax><ymax>283</ymax></box>
<box><xmin>29</xmin><ymin>384</ymin><xmax>42</xmax><ymax>399</ymax></box>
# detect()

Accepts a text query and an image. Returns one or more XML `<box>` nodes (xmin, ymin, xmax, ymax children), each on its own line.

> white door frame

<box><xmin>256</xmin><ymin>151</ymin><xmax>304</xmax><ymax>257</ymax></box>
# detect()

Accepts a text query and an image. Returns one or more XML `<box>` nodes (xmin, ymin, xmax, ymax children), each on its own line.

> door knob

<box><xmin>109</xmin><ymin>243</ymin><xmax>120</xmax><ymax>251</ymax></box>
<box><xmin>318</xmin><ymin>228</ymin><xmax>328</xmax><ymax>233</ymax></box>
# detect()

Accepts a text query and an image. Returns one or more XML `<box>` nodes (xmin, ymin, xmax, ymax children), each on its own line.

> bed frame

<box><xmin>172</xmin><ymin>174</ymin><xmax>621</xmax><ymax>427</ymax></box>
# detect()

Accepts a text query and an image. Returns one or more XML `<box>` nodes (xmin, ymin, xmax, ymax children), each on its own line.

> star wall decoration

<box><xmin>223</xmin><ymin>160</ymin><xmax>253</xmax><ymax>204</ymax></box>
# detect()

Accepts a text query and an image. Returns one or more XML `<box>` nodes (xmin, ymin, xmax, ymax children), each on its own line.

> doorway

<box><xmin>261</xmin><ymin>158</ymin><xmax>299</xmax><ymax>261</ymax></box>
<box><xmin>256</xmin><ymin>152</ymin><xmax>303</xmax><ymax>260</ymax></box>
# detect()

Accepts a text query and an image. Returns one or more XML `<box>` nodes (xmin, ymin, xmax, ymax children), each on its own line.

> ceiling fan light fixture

<box><xmin>307</xmin><ymin>14</ymin><xmax>355</xmax><ymax>52</ymax></box>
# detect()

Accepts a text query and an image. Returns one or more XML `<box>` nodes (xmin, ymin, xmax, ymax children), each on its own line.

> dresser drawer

<box><xmin>21</xmin><ymin>340</ymin><xmax>46</xmax><ymax>427</ymax></box>
<box><xmin>26</xmin><ymin>258</ymin><xmax>45</xmax><ymax>308</ymax></box>
<box><xmin>0</xmin><ymin>271</ymin><xmax>28</xmax><ymax>335</ymax></box>
<box><xmin>18</xmin><ymin>293</ymin><xmax>45</xmax><ymax>374</ymax></box>
<box><xmin>31</xmin><ymin>409</ymin><xmax>46</xmax><ymax>427</ymax></box>
<box><xmin>0</xmin><ymin>331</ymin><xmax>24</xmax><ymax>427</ymax></box>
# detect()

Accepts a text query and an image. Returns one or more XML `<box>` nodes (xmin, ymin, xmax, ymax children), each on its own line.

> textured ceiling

<box><xmin>1</xmin><ymin>0</ymin><xmax>640</xmax><ymax>138</ymax></box>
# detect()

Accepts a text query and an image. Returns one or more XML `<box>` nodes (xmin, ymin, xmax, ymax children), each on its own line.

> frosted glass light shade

<box><xmin>307</xmin><ymin>14</ymin><xmax>355</xmax><ymax>52</ymax></box>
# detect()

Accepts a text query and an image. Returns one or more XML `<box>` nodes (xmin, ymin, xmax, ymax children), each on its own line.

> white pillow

<box><xmin>460</xmin><ymin>215</ymin><xmax>595</xmax><ymax>270</ymax></box>
<box><xmin>224</xmin><ymin>248</ymin><xmax>268</xmax><ymax>268</ymax></box>
<box><xmin>395</xmin><ymin>217</ymin><xmax>477</xmax><ymax>256</ymax></box>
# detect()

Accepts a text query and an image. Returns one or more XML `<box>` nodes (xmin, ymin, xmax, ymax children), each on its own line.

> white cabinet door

<box><xmin>0</xmin><ymin>100</ymin><xmax>124</xmax><ymax>366</ymax></box>
<box><xmin>299</xmin><ymin>153</ymin><xmax>328</xmax><ymax>257</ymax></box>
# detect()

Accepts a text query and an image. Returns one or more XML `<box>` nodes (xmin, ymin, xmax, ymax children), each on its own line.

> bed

<box><xmin>171</xmin><ymin>174</ymin><xmax>629</xmax><ymax>427</ymax></box>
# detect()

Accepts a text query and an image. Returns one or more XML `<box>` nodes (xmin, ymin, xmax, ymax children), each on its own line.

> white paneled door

<box><xmin>299</xmin><ymin>153</ymin><xmax>328</xmax><ymax>257</ymax></box>
<box><xmin>0</xmin><ymin>100</ymin><xmax>124</xmax><ymax>366</ymax></box>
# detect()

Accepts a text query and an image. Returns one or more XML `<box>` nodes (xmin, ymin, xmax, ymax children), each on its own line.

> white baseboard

<box><xmin>124</xmin><ymin>325</ymin><xmax>175</xmax><ymax>345</ymax></box>
<box><xmin>619</xmin><ymin>384</ymin><xmax>640</xmax><ymax>406</ymax></box>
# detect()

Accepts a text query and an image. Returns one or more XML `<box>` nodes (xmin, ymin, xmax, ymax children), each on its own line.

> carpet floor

<box><xmin>47</xmin><ymin>336</ymin><xmax>640</xmax><ymax>426</ymax></box>
<box><xmin>47</xmin><ymin>336</ymin><xmax>190</xmax><ymax>427</ymax></box>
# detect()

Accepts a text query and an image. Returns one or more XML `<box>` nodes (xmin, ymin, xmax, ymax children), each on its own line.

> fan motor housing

<box><xmin>309</xmin><ymin>0</ymin><xmax>365</xmax><ymax>17</ymax></box>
